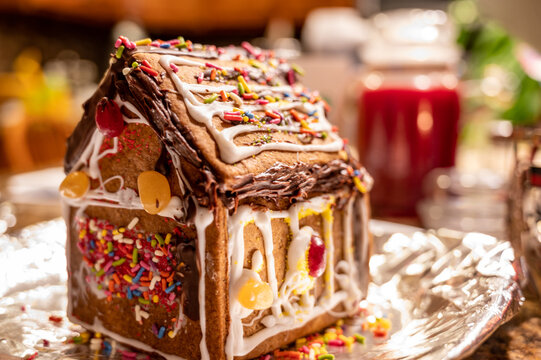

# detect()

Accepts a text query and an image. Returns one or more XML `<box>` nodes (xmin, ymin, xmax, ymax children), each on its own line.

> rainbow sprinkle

<box><xmin>76</xmin><ymin>217</ymin><xmax>188</xmax><ymax>337</ymax></box>
<box><xmin>115</xmin><ymin>45</ymin><xmax>125</xmax><ymax>59</ymax></box>
<box><xmin>170</xmin><ymin>63</ymin><xmax>179</xmax><ymax>73</ymax></box>
<box><xmin>258</xmin><ymin>311</ymin><xmax>390</xmax><ymax>359</ymax></box>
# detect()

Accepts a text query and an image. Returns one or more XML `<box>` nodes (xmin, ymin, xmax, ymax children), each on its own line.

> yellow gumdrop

<box><xmin>378</xmin><ymin>317</ymin><xmax>392</xmax><ymax>330</ymax></box>
<box><xmin>137</xmin><ymin>171</ymin><xmax>171</xmax><ymax>214</ymax></box>
<box><xmin>59</xmin><ymin>171</ymin><xmax>90</xmax><ymax>199</ymax></box>
<box><xmin>238</xmin><ymin>278</ymin><xmax>273</xmax><ymax>310</ymax></box>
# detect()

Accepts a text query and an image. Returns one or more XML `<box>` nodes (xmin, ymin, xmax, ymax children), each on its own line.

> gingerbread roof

<box><xmin>65</xmin><ymin>36</ymin><xmax>371</xmax><ymax>210</ymax></box>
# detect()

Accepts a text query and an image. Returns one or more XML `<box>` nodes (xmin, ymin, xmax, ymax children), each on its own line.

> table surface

<box><xmin>466</xmin><ymin>297</ymin><xmax>541</xmax><ymax>360</ymax></box>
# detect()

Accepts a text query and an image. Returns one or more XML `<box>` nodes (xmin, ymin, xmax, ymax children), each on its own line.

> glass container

<box><xmin>357</xmin><ymin>9</ymin><xmax>461</xmax><ymax>217</ymax></box>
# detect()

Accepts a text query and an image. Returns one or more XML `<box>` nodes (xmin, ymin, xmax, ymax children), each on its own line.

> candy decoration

<box><xmin>224</xmin><ymin>112</ymin><xmax>243</xmax><ymax>122</ymax></box>
<box><xmin>115</xmin><ymin>45</ymin><xmax>125</xmax><ymax>59</ymax></box>
<box><xmin>353</xmin><ymin>177</ymin><xmax>367</xmax><ymax>193</ymax></box>
<box><xmin>135</xmin><ymin>38</ymin><xmax>152</xmax><ymax>46</ymax></box>
<box><xmin>59</xmin><ymin>171</ymin><xmax>90</xmax><ymax>199</ymax></box>
<box><xmin>137</xmin><ymin>171</ymin><xmax>171</xmax><ymax>214</ymax></box>
<box><xmin>204</xmin><ymin>93</ymin><xmax>219</xmax><ymax>104</ymax></box>
<box><xmin>292</xmin><ymin>64</ymin><xmax>305</xmax><ymax>76</ymax></box>
<box><xmin>238</xmin><ymin>278</ymin><xmax>273</xmax><ymax>310</ymax></box>
<box><xmin>287</xmin><ymin>69</ymin><xmax>296</xmax><ymax>85</ymax></box>
<box><xmin>237</xmin><ymin>75</ymin><xmax>251</xmax><ymax>93</ymax></box>
<box><xmin>241</xmin><ymin>41</ymin><xmax>259</xmax><ymax>57</ymax></box>
<box><xmin>307</xmin><ymin>233</ymin><xmax>326</xmax><ymax>278</ymax></box>
<box><xmin>140</xmin><ymin>65</ymin><xmax>159</xmax><ymax>77</ymax></box>
<box><xmin>95</xmin><ymin>98</ymin><xmax>125</xmax><ymax>137</ymax></box>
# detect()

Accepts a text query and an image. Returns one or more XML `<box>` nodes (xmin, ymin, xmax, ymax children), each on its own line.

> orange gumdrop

<box><xmin>59</xmin><ymin>171</ymin><xmax>90</xmax><ymax>199</ymax></box>
<box><xmin>238</xmin><ymin>278</ymin><xmax>273</xmax><ymax>310</ymax></box>
<box><xmin>137</xmin><ymin>171</ymin><xmax>171</xmax><ymax>214</ymax></box>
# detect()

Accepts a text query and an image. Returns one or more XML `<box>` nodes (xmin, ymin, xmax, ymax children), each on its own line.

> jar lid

<box><xmin>361</xmin><ymin>9</ymin><xmax>461</xmax><ymax>68</ymax></box>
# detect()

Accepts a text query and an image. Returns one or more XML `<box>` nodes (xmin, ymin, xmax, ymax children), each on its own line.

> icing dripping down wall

<box><xmin>225</xmin><ymin>195</ymin><xmax>364</xmax><ymax>358</ymax></box>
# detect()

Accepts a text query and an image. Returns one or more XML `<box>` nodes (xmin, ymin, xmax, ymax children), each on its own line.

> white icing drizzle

<box><xmin>158</xmin><ymin>196</ymin><xmax>185</xmax><ymax>219</ymax></box>
<box><xmin>230</xmin><ymin>250</ymin><xmax>269</xmax><ymax>322</ymax></box>
<box><xmin>225</xmin><ymin>195</ymin><xmax>363</xmax><ymax>359</ymax></box>
<box><xmin>159</xmin><ymin>55</ymin><xmax>344</xmax><ymax>164</ymax></box>
<box><xmin>251</xmin><ymin>250</ymin><xmax>264</xmax><ymax>272</ymax></box>
<box><xmin>283</xmin><ymin>226</ymin><xmax>318</xmax><ymax>299</ymax></box>
<box><xmin>64</xmin><ymin>96</ymin><xmax>187</xmax><ymax>221</ymax></box>
<box><xmin>193</xmin><ymin>204</ymin><xmax>214</xmax><ymax>360</ymax></box>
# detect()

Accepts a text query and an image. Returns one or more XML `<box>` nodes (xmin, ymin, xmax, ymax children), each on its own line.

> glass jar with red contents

<box><xmin>357</xmin><ymin>9</ymin><xmax>461</xmax><ymax>217</ymax></box>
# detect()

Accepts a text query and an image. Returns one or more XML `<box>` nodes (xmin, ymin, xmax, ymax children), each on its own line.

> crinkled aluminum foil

<box><xmin>0</xmin><ymin>219</ymin><xmax>523</xmax><ymax>359</ymax></box>
<box><xmin>358</xmin><ymin>221</ymin><xmax>523</xmax><ymax>359</ymax></box>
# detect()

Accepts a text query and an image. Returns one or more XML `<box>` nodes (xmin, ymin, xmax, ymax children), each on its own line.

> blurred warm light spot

<box><xmin>417</xmin><ymin>100</ymin><xmax>433</xmax><ymax>134</ymax></box>
<box><xmin>414</xmin><ymin>75</ymin><xmax>431</xmax><ymax>90</ymax></box>
<box><xmin>481</xmin><ymin>76</ymin><xmax>502</xmax><ymax>97</ymax></box>
<box><xmin>442</xmin><ymin>73</ymin><xmax>458</xmax><ymax>89</ymax></box>
<box><xmin>364</xmin><ymin>72</ymin><xmax>383</xmax><ymax>90</ymax></box>
<box><xmin>449</xmin><ymin>0</ymin><xmax>478</xmax><ymax>25</ymax></box>
<box><xmin>436</xmin><ymin>174</ymin><xmax>452</xmax><ymax>189</ymax></box>
<box><xmin>492</xmin><ymin>120</ymin><xmax>513</xmax><ymax>138</ymax></box>
<box><xmin>14</xmin><ymin>48</ymin><xmax>42</xmax><ymax>75</ymax></box>
<box><xmin>420</xmin><ymin>26</ymin><xmax>439</xmax><ymax>42</ymax></box>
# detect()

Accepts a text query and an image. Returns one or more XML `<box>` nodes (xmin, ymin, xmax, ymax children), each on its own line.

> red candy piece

<box><xmin>373</xmin><ymin>327</ymin><xmax>388</xmax><ymax>338</ymax></box>
<box><xmin>95</xmin><ymin>97</ymin><xmax>125</xmax><ymax>137</ymax></box>
<box><xmin>307</xmin><ymin>233</ymin><xmax>326</xmax><ymax>278</ymax></box>
<box><xmin>48</xmin><ymin>315</ymin><xmax>63</xmax><ymax>323</ymax></box>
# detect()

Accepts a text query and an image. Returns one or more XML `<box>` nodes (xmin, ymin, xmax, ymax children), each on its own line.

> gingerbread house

<box><xmin>60</xmin><ymin>36</ymin><xmax>373</xmax><ymax>360</ymax></box>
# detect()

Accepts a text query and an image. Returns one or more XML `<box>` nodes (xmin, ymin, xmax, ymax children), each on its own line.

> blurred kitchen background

<box><xmin>1</xmin><ymin>0</ymin><xmax>541</xmax><ymax>241</ymax></box>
